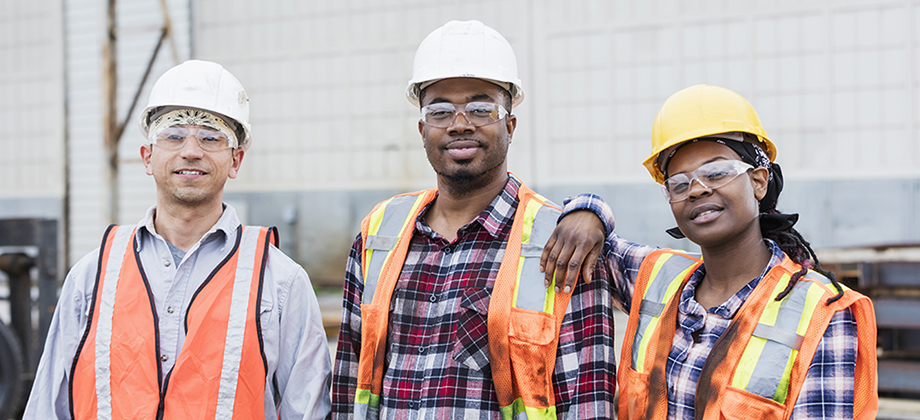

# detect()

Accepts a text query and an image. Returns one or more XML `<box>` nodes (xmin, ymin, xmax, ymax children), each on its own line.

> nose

<box><xmin>177</xmin><ymin>133</ymin><xmax>205</xmax><ymax>158</ymax></box>
<box><xmin>686</xmin><ymin>178</ymin><xmax>712</xmax><ymax>200</ymax></box>
<box><xmin>447</xmin><ymin>111</ymin><xmax>475</xmax><ymax>134</ymax></box>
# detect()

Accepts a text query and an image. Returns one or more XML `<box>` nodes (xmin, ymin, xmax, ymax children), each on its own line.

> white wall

<box><xmin>64</xmin><ymin>0</ymin><xmax>191</xmax><ymax>263</ymax></box>
<box><xmin>0</xmin><ymin>0</ymin><xmax>65</xmax><ymax>200</ymax></box>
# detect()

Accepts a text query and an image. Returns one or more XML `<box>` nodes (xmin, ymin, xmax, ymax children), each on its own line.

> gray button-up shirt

<box><xmin>24</xmin><ymin>205</ymin><xmax>332</xmax><ymax>419</ymax></box>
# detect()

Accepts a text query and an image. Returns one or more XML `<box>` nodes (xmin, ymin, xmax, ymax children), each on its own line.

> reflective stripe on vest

<box><xmin>354</xmin><ymin>183</ymin><xmax>567</xmax><ymax>420</ymax></box>
<box><xmin>620</xmin><ymin>250</ymin><xmax>878</xmax><ymax>420</ymax></box>
<box><xmin>70</xmin><ymin>224</ymin><xmax>273</xmax><ymax>420</ymax></box>
<box><xmin>731</xmin><ymin>270</ymin><xmax>847</xmax><ymax>404</ymax></box>
<box><xmin>630</xmin><ymin>252</ymin><xmax>699</xmax><ymax>372</ymax></box>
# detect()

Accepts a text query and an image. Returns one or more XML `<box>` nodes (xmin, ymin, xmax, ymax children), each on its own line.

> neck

<box><xmin>427</xmin><ymin>171</ymin><xmax>509</xmax><ymax>242</ymax></box>
<box><xmin>696</xmin><ymin>226</ymin><xmax>772</xmax><ymax>309</ymax></box>
<box><xmin>153</xmin><ymin>199</ymin><xmax>225</xmax><ymax>251</ymax></box>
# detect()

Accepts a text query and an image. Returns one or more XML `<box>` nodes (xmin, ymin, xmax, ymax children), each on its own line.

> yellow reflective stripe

<box><xmin>512</xmin><ymin>198</ymin><xmax>557</xmax><ymax>314</ymax></box>
<box><xmin>362</xmin><ymin>198</ymin><xmax>393</xmax><ymax>281</ymax></box>
<box><xmin>797</xmin><ymin>279</ymin><xmax>827</xmax><ymax>336</ymax></box>
<box><xmin>636</xmin><ymin>254</ymin><xmax>676</xmax><ymax>373</ymax></box>
<box><xmin>732</xmin><ymin>273</ymin><xmax>792</xmax><ymax>390</ymax></box>
<box><xmin>500</xmin><ymin>397</ymin><xmax>557</xmax><ymax>420</ymax></box>
<box><xmin>773</xmin><ymin>347</ymin><xmax>797</xmax><ymax>404</ymax></box>
<box><xmin>512</xmin><ymin>200</ymin><xmax>543</xmax><ymax>310</ymax></box>
<box><xmin>354</xmin><ymin>388</ymin><xmax>380</xmax><ymax>408</ymax></box>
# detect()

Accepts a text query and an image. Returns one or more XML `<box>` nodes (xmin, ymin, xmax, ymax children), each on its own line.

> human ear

<box><xmin>228</xmin><ymin>149</ymin><xmax>245</xmax><ymax>179</ymax></box>
<box><xmin>141</xmin><ymin>145</ymin><xmax>153</xmax><ymax>176</ymax></box>
<box><xmin>505</xmin><ymin>114</ymin><xmax>517</xmax><ymax>142</ymax></box>
<box><xmin>750</xmin><ymin>167</ymin><xmax>769</xmax><ymax>201</ymax></box>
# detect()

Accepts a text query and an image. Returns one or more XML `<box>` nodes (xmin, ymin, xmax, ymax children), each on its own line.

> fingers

<box><xmin>541</xmin><ymin>232</ymin><xmax>558</xmax><ymax>287</ymax></box>
<box><xmin>581</xmin><ymin>244</ymin><xmax>603</xmax><ymax>284</ymax></box>
<box><xmin>552</xmin><ymin>242</ymin><xmax>577</xmax><ymax>294</ymax></box>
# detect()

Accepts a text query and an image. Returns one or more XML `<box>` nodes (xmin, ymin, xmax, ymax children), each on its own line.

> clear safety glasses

<box><xmin>662</xmin><ymin>160</ymin><xmax>754</xmax><ymax>203</ymax></box>
<box><xmin>420</xmin><ymin>102</ymin><xmax>509</xmax><ymax>128</ymax></box>
<box><xmin>153</xmin><ymin>126</ymin><xmax>232</xmax><ymax>152</ymax></box>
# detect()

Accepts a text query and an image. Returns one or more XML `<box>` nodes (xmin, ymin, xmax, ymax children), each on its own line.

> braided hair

<box><xmin>762</xmin><ymin>209</ymin><xmax>844</xmax><ymax>304</ymax></box>
<box><xmin>662</xmin><ymin>134</ymin><xmax>845</xmax><ymax>305</ymax></box>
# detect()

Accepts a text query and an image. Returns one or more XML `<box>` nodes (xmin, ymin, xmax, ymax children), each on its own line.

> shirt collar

<box><xmin>679</xmin><ymin>239</ymin><xmax>786</xmax><ymax>319</ymax></box>
<box><xmin>135</xmin><ymin>203</ymin><xmax>241</xmax><ymax>251</ymax></box>
<box><xmin>417</xmin><ymin>173</ymin><xmax>521</xmax><ymax>240</ymax></box>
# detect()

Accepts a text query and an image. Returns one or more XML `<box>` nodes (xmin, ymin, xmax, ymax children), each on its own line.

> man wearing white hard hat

<box><xmin>24</xmin><ymin>60</ymin><xmax>331</xmax><ymax>419</ymax></box>
<box><xmin>332</xmin><ymin>21</ymin><xmax>616</xmax><ymax>419</ymax></box>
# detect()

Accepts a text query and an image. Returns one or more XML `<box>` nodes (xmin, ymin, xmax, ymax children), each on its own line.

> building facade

<box><xmin>2</xmin><ymin>0</ymin><xmax>919</xmax><ymax>284</ymax></box>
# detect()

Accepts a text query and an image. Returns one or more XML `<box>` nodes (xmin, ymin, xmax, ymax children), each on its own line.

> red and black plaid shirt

<box><xmin>332</xmin><ymin>175</ymin><xmax>616</xmax><ymax>419</ymax></box>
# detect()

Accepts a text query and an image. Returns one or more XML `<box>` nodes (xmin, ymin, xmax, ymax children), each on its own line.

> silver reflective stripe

<box><xmin>363</xmin><ymin>195</ymin><xmax>422</xmax><ymax>305</ymax></box>
<box><xmin>631</xmin><ymin>253</ymin><xmax>697</xmax><ymax>369</ymax></box>
<box><xmin>752</xmin><ymin>323</ymin><xmax>804</xmax><ymax>351</ymax></box>
<box><xmin>515</xmin><ymin>204</ymin><xmax>560</xmax><ymax>312</ymax></box>
<box><xmin>744</xmin><ymin>272</ymin><xmax>818</xmax><ymax>399</ymax></box>
<box><xmin>353</xmin><ymin>402</ymin><xmax>378</xmax><ymax>420</ymax></box>
<box><xmin>365</xmin><ymin>235</ymin><xmax>397</xmax><ymax>251</ymax></box>
<box><xmin>638</xmin><ymin>300</ymin><xmax>665</xmax><ymax>317</ymax></box>
<box><xmin>94</xmin><ymin>226</ymin><xmax>134</xmax><ymax>420</ymax></box>
<box><xmin>214</xmin><ymin>226</ymin><xmax>261</xmax><ymax>419</ymax></box>
<box><xmin>520</xmin><ymin>243</ymin><xmax>543</xmax><ymax>258</ymax></box>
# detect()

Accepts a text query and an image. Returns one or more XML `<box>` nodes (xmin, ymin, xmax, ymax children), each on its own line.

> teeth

<box><xmin>177</xmin><ymin>170</ymin><xmax>204</xmax><ymax>175</ymax></box>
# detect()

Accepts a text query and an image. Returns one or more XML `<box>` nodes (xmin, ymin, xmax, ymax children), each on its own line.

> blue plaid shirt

<box><xmin>563</xmin><ymin>193</ymin><xmax>858</xmax><ymax>420</ymax></box>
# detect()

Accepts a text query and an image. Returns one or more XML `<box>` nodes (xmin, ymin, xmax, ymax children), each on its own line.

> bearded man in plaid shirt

<box><xmin>331</xmin><ymin>20</ymin><xmax>617</xmax><ymax>420</ymax></box>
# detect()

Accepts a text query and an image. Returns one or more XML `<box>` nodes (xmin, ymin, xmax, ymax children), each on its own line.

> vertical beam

<box><xmin>102</xmin><ymin>0</ymin><xmax>119</xmax><ymax>224</ymax></box>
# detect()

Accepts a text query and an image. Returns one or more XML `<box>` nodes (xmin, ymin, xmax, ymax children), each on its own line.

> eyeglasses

<box><xmin>153</xmin><ymin>126</ymin><xmax>232</xmax><ymax>151</ymax></box>
<box><xmin>662</xmin><ymin>160</ymin><xmax>754</xmax><ymax>203</ymax></box>
<box><xmin>420</xmin><ymin>102</ymin><xmax>509</xmax><ymax>128</ymax></box>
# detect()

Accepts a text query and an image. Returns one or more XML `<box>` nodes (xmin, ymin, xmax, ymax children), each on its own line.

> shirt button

<box><xmin>167</xmin><ymin>306</ymin><xmax>175</xmax><ymax>314</ymax></box>
<box><xmin>418</xmin><ymin>346</ymin><xmax>427</xmax><ymax>354</ymax></box>
<box><xmin>163</xmin><ymin>259</ymin><xmax>171</xmax><ymax>267</ymax></box>
<box><xmin>443</xmin><ymin>246</ymin><xmax>452</xmax><ymax>254</ymax></box>
<box><xmin>160</xmin><ymin>354</ymin><xmax>168</xmax><ymax>362</ymax></box>
<box><xmin>429</xmin><ymin>294</ymin><xmax>437</xmax><ymax>303</ymax></box>
<box><xmin>408</xmin><ymin>401</ymin><xmax>419</xmax><ymax>409</ymax></box>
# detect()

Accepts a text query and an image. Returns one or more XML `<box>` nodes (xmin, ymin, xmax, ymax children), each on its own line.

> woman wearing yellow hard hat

<box><xmin>541</xmin><ymin>84</ymin><xmax>878</xmax><ymax>419</ymax></box>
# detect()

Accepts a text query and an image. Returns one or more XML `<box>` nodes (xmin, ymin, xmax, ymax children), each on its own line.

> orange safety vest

<box><xmin>353</xmin><ymin>182</ymin><xmax>570</xmax><ymax>419</ymax></box>
<box><xmin>69</xmin><ymin>224</ymin><xmax>277</xmax><ymax>419</ymax></box>
<box><xmin>617</xmin><ymin>249</ymin><xmax>878</xmax><ymax>420</ymax></box>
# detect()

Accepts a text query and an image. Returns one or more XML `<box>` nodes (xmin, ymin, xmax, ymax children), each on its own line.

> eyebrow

<box><xmin>427</xmin><ymin>93</ymin><xmax>496</xmax><ymax>105</ymax></box>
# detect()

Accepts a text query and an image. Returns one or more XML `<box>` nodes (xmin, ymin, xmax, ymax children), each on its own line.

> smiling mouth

<box><xmin>176</xmin><ymin>170</ymin><xmax>206</xmax><ymax>175</ymax></box>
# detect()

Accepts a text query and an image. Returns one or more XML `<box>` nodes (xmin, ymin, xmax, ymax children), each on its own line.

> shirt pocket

<box><xmin>451</xmin><ymin>287</ymin><xmax>492</xmax><ymax>373</ymax></box>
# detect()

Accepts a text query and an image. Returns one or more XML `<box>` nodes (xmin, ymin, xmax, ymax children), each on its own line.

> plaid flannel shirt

<box><xmin>564</xmin><ymin>193</ymin><xmax>858</xmax><ymax>420</ymax></box>
<box><xmin>332</xmin><ymin>176</ymin><xmax>617</xmax><ymax>419</ymax></box>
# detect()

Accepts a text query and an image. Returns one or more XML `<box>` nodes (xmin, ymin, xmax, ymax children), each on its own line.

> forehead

<box><xmin>421</xmin><ymin>78</ymin><xmax>506</xmax><ymax>105</ymax></box>
<box><xmin>666</xmin><ymin>140</ymin><xmax>742</xmax><ymax>174</ymax></box>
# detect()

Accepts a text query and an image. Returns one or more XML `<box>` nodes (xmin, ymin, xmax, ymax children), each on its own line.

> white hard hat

<box><xmin>139</xmin><ymin>60</ymin><xmax>252</xmax><ymax>150</ymax></box>
<box><xmin>406</xmin><ymin>20</ymin><xmax>524</xmax><ymax>108</ymax></box>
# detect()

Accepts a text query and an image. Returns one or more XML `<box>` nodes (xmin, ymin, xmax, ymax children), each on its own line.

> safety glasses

<box><xmin>662</xmin><ymin>160</ymin><xmax>754</xmax><ymax>203</ymax></box>
<box><xmin>420</xmin><ymin>102</ymin><xmax>509</xmax><ymax>128</ymax></box>
<box><xmin>153</xmin><ymin>126</ymin><xmax>232</xmax><ymax>151</ymax></box>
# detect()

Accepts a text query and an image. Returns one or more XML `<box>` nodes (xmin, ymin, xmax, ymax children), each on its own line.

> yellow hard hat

<box><xmin>643</xmin><ymin>84</ymin><xmax>777</xmax><ymax>183</ymax></box>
